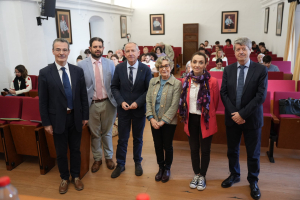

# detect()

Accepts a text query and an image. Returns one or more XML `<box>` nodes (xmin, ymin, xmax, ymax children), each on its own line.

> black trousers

<box><xmin>188</xmin><ymin>113</ymin><xmax>213</xmax><ymax>176</ymax></box>
<box><xmin>226</xmin><ymin>124</ymin><xmax>261</xmax><ymax>184</ymax></box>
<box><xmin>150</xmin><ymin>123</ymin><xmax>176</xmax><ymax>170</ymax></box>
<box><xmin>53</xmin><ymin>112</ymin><xmax>82</xmax><ymax>180</ymax></box>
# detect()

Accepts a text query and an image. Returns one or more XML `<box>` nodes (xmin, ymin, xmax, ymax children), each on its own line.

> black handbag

<box><xmin>278</xmin><ymin>98</ymin><xmax>300</xmax><ymax>116</ymax></box>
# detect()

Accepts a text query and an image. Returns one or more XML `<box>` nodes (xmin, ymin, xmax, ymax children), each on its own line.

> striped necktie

<box><xmin>61</xmin><ymin>67</ymin><xmax>73</xmax><ymax>109</ymax></box>
<box><xmin>129</xmin><ymin>67</ymin><xmax>134</xmax><ymax>90</ymax></box>
<box><xmin>236</xmin><ymin>65</ymin><xmax>245</xmax><ymax>110</ymax></box>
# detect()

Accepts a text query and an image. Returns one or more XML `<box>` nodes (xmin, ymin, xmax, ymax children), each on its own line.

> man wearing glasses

<box><xmin>78</xmin><ymin>37</ymin><xmax>117</xmax><ymax>173</ymax></box>
<box><xmin>38</xmin><ymin>38</ymin><xmax>89</xmax><ymax>194</ymax></box>
<box><xmin>111</xmin><ymin>42</ymin><xmax>152</xmax><ymax>178</ymax></box>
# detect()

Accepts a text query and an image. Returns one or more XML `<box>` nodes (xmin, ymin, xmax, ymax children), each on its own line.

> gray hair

<box><xmin>257</xmin><ymin>53</ymin><xmax>265</xmax><ymax>57</ymax></box>
<box><xmin>155</xmin><ymin>56</ymin><xmax>174</xmax><ymax>70</ymax></box>
<box><xmin>124</xmin><ymin>42</ymin><xmax>139</xmax><ymax>51</ymax></box>
<box><xmin>233</xmin><ymin>37</ymin><xmax>252</xmax><ymax>51</ymax></box>
<box><xmin>52</xmin><ymin>38</ymin><xmax>70</xmax><ymax>50</ymax></box>
<box><xmin>186</xmin><ymin>60</ymin><xmax>191</xmax><ymax>68</ymax></box>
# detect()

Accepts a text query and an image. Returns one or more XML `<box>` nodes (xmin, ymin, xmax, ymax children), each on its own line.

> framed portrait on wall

<box><xmin>150</xmin><ymin>14</ymin><xmax>165</xmax><ymax>35</ymax></box>
<box><xmin>276</xmin><ymin>2</ymin><xmax>284</xmax><ymax>36</ymax></box>
<box><xmin>264</xmin><ymin>7</ymin><xmax>269</xmax><ymax>33</ymax></box>
<box><xmin>120</xmin><ymin>16</ymin><xmax>127</xmax><ymax>38</ymax></box>
<box><xmin>55</xmin><ymin>9</ymin><xmax>73</xmax><ymax>44</ymax></box>
<box><xmin>221</xmin><ymin>11</ymin><xmax>238</xmax><ymax>34</ymax></box>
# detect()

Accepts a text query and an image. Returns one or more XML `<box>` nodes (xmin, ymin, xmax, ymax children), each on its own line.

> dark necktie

<box><xmin>129</xmin><ymin>67</ymin><xmax>134</xmax><ymax>90</ymax></box>
<box><xmin>236</xmin><ymin>65</ymin><xmax>245</xmax><ymax>110</ymax></box>
<box><xmin>61</xmin><ymin>67</ymin><xmax>73</xmax><ymax>109</ymax></box>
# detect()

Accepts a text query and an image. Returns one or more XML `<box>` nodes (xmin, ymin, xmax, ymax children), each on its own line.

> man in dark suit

<box><xmin>220</xmin><ymin>37</ymin><xmax>268</xmax><ymax>200</ymax></box>
<box><xmin>39</xmin><ymin>38</ymin><xmax>89</xmax><ymax>194</ymax></box>
<box><xmin>111</xmin><ymin>42</ymin><xmax>152</xmax><ymax>178</ymax></box>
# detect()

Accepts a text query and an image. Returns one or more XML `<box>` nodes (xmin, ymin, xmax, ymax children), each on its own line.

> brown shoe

<box><xmin>91</xmin><ymin>160</ymin><xmax>102</xmax><ymax>173</ymax></box>
<box><xmin>105</xmin><ymin>159</ymin><xmax>115</xmax><ymax>170</ymax></box>
<box><xmin>72</xmin><ymin>177</ymin><xmax>84</xmax><ymax>191</ymax></box>
<box><xmin>59</xmin><ymin>179</ymin><xmax>70</xmax><ymax>194</ymax></box>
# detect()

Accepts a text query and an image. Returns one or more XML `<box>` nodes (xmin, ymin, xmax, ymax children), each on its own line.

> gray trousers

<box><xmin>88</xmin><ymin>99</ymin><xmax>117</xmax><ymax>161</ymax></box>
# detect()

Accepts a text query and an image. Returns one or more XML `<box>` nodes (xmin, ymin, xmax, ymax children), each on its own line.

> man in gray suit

<box><xmin>78</xmin><ymin>37</ymin><xmax>117</xmax><ymax>173</ymax></box>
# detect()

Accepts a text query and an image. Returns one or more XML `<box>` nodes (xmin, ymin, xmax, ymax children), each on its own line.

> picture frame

<box><xmin>150</xmin><ymin>14</ymin><xmax>165</xmax><ymax>35</ymax></box>
<box><xmin>276</xmin><ymin>2</ymin><xmax>284</xmax><ymax>36</ymax></box>
<box><xmin>55</xmin><ymin>9</ymin><xmax>73</xmax><ymax>44</ymax></box>
<box><xmin>221</xmin><ymin>11</ymin><xmax>238</xmax><ymax>34</ymax></box>
<box><xmin>264</xmin><ymin>7</ymin><xmax>269</xmax><ymax>33</ymax></box>
<box><xmin>120</xmin><ymin>16</ymin><xmax>127</xmax><ymax>38</ymax></box>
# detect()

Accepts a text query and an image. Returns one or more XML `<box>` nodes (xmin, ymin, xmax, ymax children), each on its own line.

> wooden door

<box><xmin>183</xmin><ymin>24</ymin><xmax>199</xmax><ymax>64</ymax></box>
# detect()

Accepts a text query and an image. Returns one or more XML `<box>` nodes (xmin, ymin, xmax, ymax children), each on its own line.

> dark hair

<box><xmin>200</xmin><ymin>43</ymin><xmax>205</xmax><ymax>46</ymax></box>
<box><xmin>191</xmin><ymin>52</ymin><xmax>208</xmax><ymax>64</ymax></box>
<box><xmin>216</xmin><ymin>58</ymin><xmax>223</xmax><ymax>64</ymax></box>
<box><xmin>263</xmin><ymin>55</ymin><xmax>272</xmax><ymax>63</ymax></box>
<box><xmin>150</xmin><ymin>52</ymin><xmax>158</xmax><ymax>61</ymax></box>
<box><xmin>15</xmin><ymin>65</ymin><xmax>28</xmax><ymax>79</ymax></box>
<box><xmin>155</xmin><ymin>46</ymin><xmax>163</xmax><ymax>53</ymax></box>
<box><xmin>108</xmin><ymin>50</ymin><xmax>113</xmax><ymax>54</ymax></box>
<box><xmin>89</xmin><ymin>37</ymin><xmax>104</xmax><ymax>47</ymax></box>
<box><xmin>252</xmin><ymin>41</ymin><xmax>256</xmax><ymax>45</ymax></box>
<box><xmin>215</xmin><ymin>41</ymin><xmax>220</xmax><ymax>45</ymax></box>
<box><xmin>77</xmin><ymin>55</ymin><xmax>83</xmax><ymax>60</ymax></box>
<box><xmin>111</xmin><ymin>54</ymin><xmax>119</xmax><ymax>60</ymax></box>
<box><xmin>145</xmin><ymin>53</ymin><xmax>151</xmax><ymax>57</ymax></box>
<box><xmin>225</xmin><ymin>39</ymin><xmax>231</xmax><ymax>45</ymax></box>
<box><xmin>84</xmin><ymin>49</ymin><xmax>90</xmax><ymax>54</ymax></box>
<box><xmin>258</xmin><ymin>42</ymin><xmax>265</xmax><ymax>47</ymax></box>
<box><xmin>205</xmin><ymin>40</ymin><xmax>208</xmax><ymax>43</ymax></box>
<box><xmin>198</xmin><ymin>47</ymin><xmax>206</xmax><ymax>51</ymax></box>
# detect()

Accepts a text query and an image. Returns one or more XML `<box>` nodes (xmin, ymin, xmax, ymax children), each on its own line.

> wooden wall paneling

<box><xmin>183</xmin><ymin>24</ymin><xmax>199</xmax><ymax>64</ymax></box>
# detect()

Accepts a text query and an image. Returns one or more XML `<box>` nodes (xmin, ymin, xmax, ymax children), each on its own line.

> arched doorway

<box><xmin>89</xmin><ymin>16</ymin><xmax>105</xmax><ymax>40</ymax></box>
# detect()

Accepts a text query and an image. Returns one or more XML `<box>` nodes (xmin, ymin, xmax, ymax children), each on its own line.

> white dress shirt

<box><xmin>55</xmin><ymin>61</ymin><xmax>72</xmax><ymax>110</ymax></box>
<box><xmin>127</xmin><ymin>60</ymin><xmax>139</xmax><ymax>85</ymax></box>
<box><xmin>189</xmin><ymin>80</ymin><xmax>202</xmax><ymax>115</ymax></box>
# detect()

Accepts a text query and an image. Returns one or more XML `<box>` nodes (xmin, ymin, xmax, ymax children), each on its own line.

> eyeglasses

<box><xmin>159</xmin><ymin>65</ymin><xmax>170</xmax><ymax>69</ymax></box>
<box><xmin>54</xmin><ymin>48</ymin><xmax>69</xmax><ymax>53</ymax></box>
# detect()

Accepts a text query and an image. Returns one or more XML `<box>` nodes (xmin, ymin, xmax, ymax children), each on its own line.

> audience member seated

<box><xmin>252</xmin><ymin>41</ymin><xmax>259</xmax><ymax>52</ymax></box>
<box><xmin>84</xmin><ymin>49</ymin><xmax>91</xmax><ymax>58</ymax></box>
<box><xmin>200</xmin><ymin>43</ymin><xmax>211</xmax><ymax>56</ymax></box>
<box><xmin>260</xmin><ymin>46</ymin><xmax>269</xmax><ymax>55</ymax></box>
<box><xmin>111</xmin><ymin>54</ymin><xmax>119</xmax><ymax>67</ymax></box>
<box><xmin>150</xmin><ymin>52</ymin><xmax>158</xmax><ymax>61</ymax></box>
<box><xmin>181</xmin><ymin>61</ymin><xmax>191</xmax><ymax>78</ymax></box>
<box><xmin>223</xmin><ymin>39</ymin><xmax>233</xmax><ymax>51</ymax></box>
<box><xmin>210</xmin><ymin>58</ymin><xmax>224</xmax><ymax>71</ymax></box>
<box><xmin>262</xmin><ymin>55</ymin><xmax>280</xmax><ymax>72</ymax></box>
<box><xmin>159</xmin><ymin>42</ymin><xmax>174</xmax><ymax>60</ymax></box>
<box><xmin>106</xmin><ymin>50</ymin><xmax>113</xmax><ymax>59</ymax></box>
<box><xmin>5</xmin><ymin>65</ymin><xmax>32</xmax><ymax>96</ymax></box>
<box><xmin>139</xmin><ymin>53</ymin><xmax>146</xmax><ymax>62</ymax></box>
<box><xmin>143</xmin><ymin>47</ymin><xmax>149</xmax><ymax>54</ymax></box>
<box><xmin>258</xmin><ymin>42</ymin><xmax>269</xmax><ymax>53</ymax></box>
<box><xmin>204</xmin><ymin>40</ymin><xmax>211</xmax><ymax>49</ymax></box>
<box><xmin>212</xmin><ymin>50</ymin><xmax>228</xmax><ymax>66</ymax></box>
<box><xmin>257</xmin><ymin>53</ymin><xmax>265</xmax><ymax>64</ymax></box>
<box><xmin>155</xmin><ymin>46</ymin><xmax>166</xmax><ymax>58</ymax></box>
<box><xmin>211</xmin><ymin>46</ymin><xmax>220</xmax><ymax>56</ymax></box>
<box><xmin>215</xmin><ymin>41</ymin><xmax>220</xmax><ymax>48</ymax></box>
<box><xmin>116</xmin><ymin>49</ymin><xmax>126</xmax><ymax>62</ymax></box>
<box><xmin>199</xmin><ymin>47</ymin><xmax>210</xmax><ymax>62</ymax></box>
<box><xmin>142</xmin><ymin>53</ymin><xmax>157</xmax><ymax>73</ymax></box>
<box><xmin>76</xmin><ymin>55</ymin><xmax>83</xmax><ymax>64</ymax></box>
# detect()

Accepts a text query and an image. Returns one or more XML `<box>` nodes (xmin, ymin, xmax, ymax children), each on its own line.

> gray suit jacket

<box><xmin>78</xmin><ymin>57</ymin><xmax>117</xmax><ymax>107</ymax></box>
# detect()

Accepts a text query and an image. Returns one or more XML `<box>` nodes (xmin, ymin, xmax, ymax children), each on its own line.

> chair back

<box><xmin>21</xmin><ymin>98</ymin><xmax>41</xmax><ymax>121</ymax></box>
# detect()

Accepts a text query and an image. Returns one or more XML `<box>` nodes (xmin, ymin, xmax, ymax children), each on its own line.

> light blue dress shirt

<box><xmin>268</xmin><ymin>64</ymin><xmax>280</xmax><ymax>72</ymax></box>
<box><xmin>225</xmin><ymin>18</ymin><xmax>233</xmax><ymax>26</ymax></box>
<box><xmin>127</xmin><ymin>60</ymin><xmax>139</xmax><ymax>84</ymax></box>
<box><xmin>236</xmin><ymin>59</ymin><xmax>251</xmax><ymax>87</ymax></box>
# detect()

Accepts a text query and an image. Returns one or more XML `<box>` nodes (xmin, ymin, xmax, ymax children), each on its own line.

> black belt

<box><xmin>91</xmin><ymin>98</ymin><xmax>108</xmax><ymax>104</ymax></box>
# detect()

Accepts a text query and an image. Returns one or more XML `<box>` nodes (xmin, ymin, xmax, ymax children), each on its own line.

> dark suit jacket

<box><xmin>38</xmin><ymin>63</ymin><xmax>89</xmax><ymax>134</ymax></box>
<box><xmin>220</xmin><ymin>60</ymin><xmax>268</xmax><ymax>129</ymax></box>
<box><xmin>111</xmin><ymin>61</ymin><xmax>152</xmax><ymax>117</ymax></box>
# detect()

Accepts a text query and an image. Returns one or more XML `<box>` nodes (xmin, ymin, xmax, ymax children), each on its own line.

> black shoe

<box><xmin>135</xmin><ymin>163</ymin><xmax>143</xmax><ymax>176</ymax></box>
<box><xmin>111</xmin><ymin>165</ymin><xmax>125</xmax><ymax>178</ymax></box>
<box><xmin>221</xmin><ymin>174</ymin><xmax>240</xmax><ymax>188</ymax></box>
<box><xmin>155</xmin><ymin>168</ymin><xmax>164</xmax><ymax>181</ymax></box>
<box><xmin>161</xmin><ymin>169</ymin><xmax>170</xmax><ymax>183</ymax></box>
<box><xmin>250</xmin><ymin>183</ymin><xmax>261</xmax><ymax>200</ymax></box>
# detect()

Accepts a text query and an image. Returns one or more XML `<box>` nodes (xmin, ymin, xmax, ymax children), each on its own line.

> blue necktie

<box><xmin>129</xmin><ymin>67</ymin><xmax>134</xmax><ymax>90</ymax></box>
<box><xmin>236</xmin><ymin>65</ymin><xmax>245</xmax><ymax>110</ymax></box>
<box><xmin>61</xmin><ymin>67</ymin><xmax>73</xmax><ymax>109</ymax></box>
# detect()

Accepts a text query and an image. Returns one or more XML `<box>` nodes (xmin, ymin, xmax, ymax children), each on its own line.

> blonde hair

<box><xmin>215</xmin><ymin>49</ymin><xmax>224</xmax><ymax>59</ymax></box>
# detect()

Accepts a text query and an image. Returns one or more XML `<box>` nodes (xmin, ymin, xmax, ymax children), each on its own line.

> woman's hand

<box><xmin>150</xmin><ymin>118</ymin><xmax>160</xmax><ymax>129</ymax></box>
<box><xmin>9</xmin><ymin>90</ymin><xmax>16</xmax><ymax>94</ymax></box>
<box><xmin>158</xmin><ymin>121</ymin><xmax>165</xmax><ymax>127</ymax></box>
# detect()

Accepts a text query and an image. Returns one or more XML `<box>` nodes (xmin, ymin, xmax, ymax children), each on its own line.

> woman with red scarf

<box><xmin>179</xmin><ymin>52</ymin><xmax>219</xmax><ymax>191</ymax></box>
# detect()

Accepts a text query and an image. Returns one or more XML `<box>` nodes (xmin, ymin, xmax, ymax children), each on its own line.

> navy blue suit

<box><xmin>111</xmin><ymin>61</ymin><xmax>152</xmax><ymax>166</ymax></box>
<box><xmin>220</xmin><ymin>60</ymin><xmax>268</xmax><ymax>184</ymax></box>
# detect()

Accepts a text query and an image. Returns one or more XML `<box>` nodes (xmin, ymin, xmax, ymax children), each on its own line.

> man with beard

<box><xmin>78</xmin><ymin>37</ymin><xmax>117</xmax><ymax>173</ymax></box>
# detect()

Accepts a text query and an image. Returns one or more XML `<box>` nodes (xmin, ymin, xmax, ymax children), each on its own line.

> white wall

<box><xmin>130</xmin><ymin>0</ymin><xmax>263</xmax><ymax>48</ymax></box>
<box><xmin>261</xmin><ymin>1</ymin><xmax>290</xmax><ymax>58</ymax></box>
